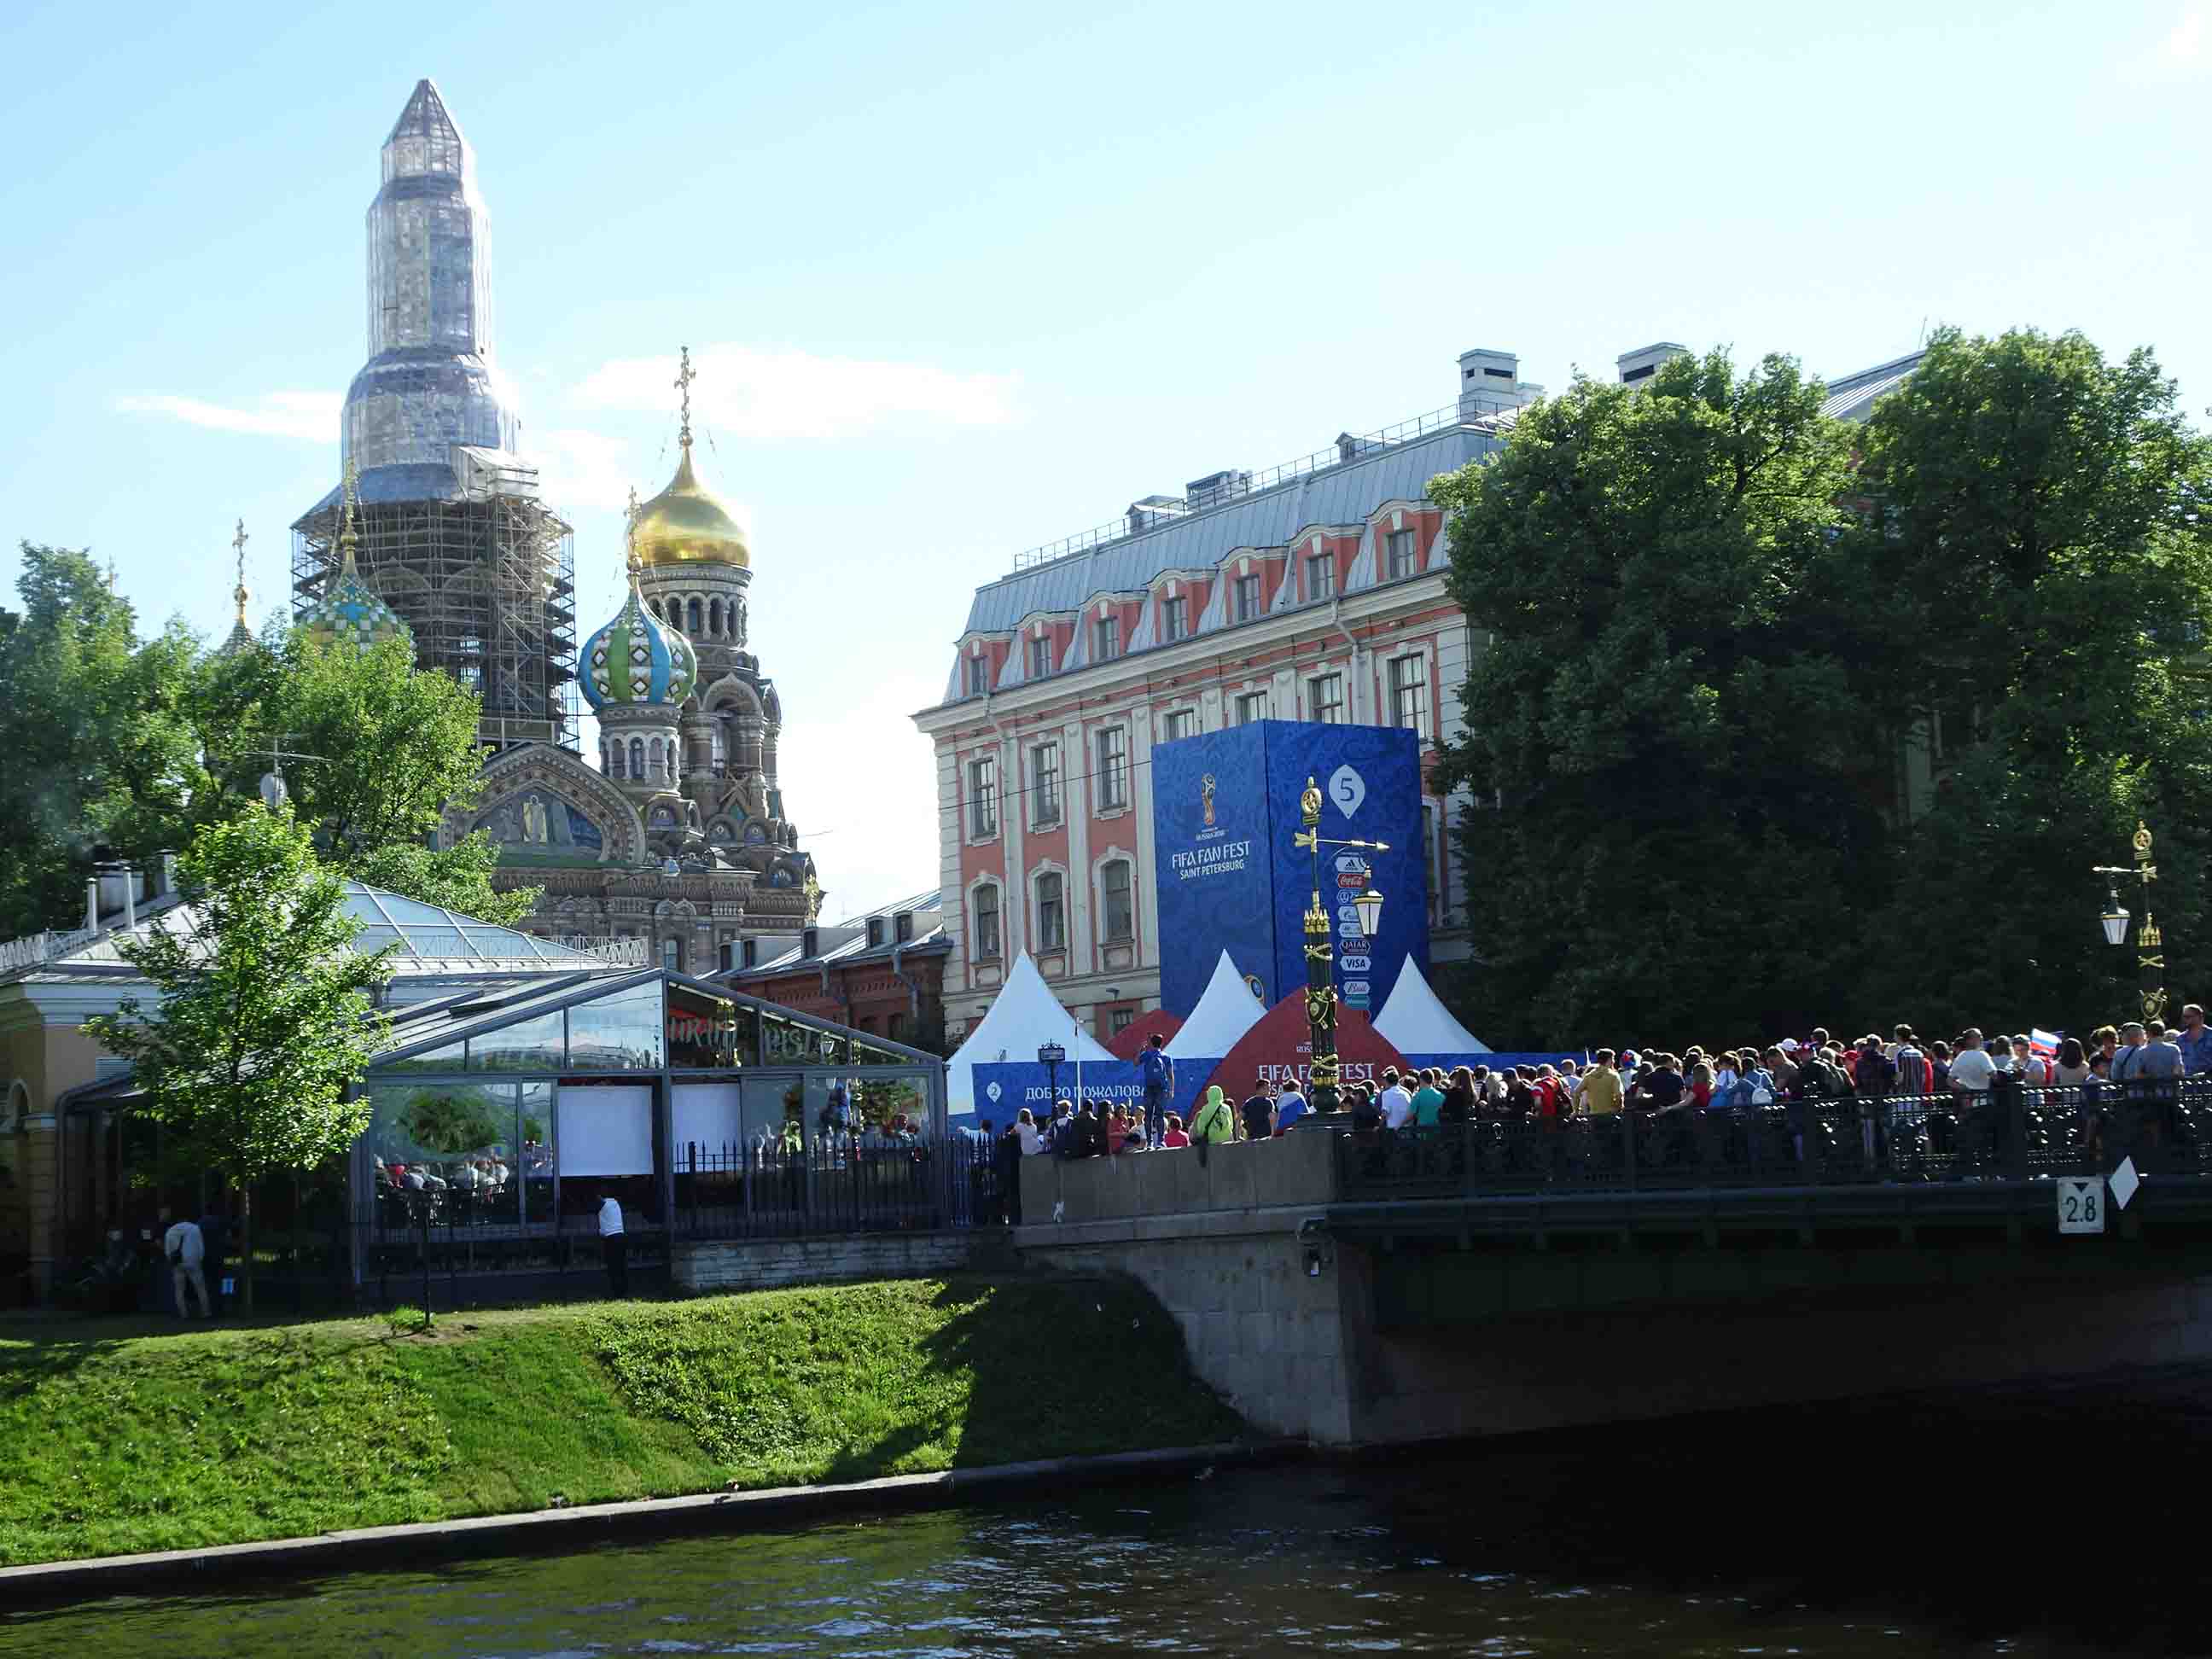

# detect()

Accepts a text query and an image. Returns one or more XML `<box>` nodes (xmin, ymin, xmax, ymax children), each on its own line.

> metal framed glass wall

<box><xmin>352</xmin><ymin>969</ymin><xmax>946</xmax><ymax>1300</ymax></box>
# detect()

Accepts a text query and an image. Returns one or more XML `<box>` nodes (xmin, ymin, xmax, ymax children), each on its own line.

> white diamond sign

<box><xmin>2110</xmin><ymin>1156</ymin><xmax>2140</xmax><ymax>1211</ymax></box>
<box><xmin>1329</xmin><ymin>764</ymin><xmax>1365</xmax><ymax>819</ymax></box>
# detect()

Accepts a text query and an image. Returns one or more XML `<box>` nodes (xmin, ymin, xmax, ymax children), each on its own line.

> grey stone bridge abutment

<box><xmin>1016</xmin><ymin>1135</ymin><xmax>2212</xmax><ymax>1446</ymax></box>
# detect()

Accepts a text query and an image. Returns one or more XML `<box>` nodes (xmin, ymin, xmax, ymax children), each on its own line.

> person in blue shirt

<box><xmin>1271</xmin><ymin>1080</ymin><xmax>1309</xmax><ymax>1136</ymax></box>
<box><xmin>1136</xmin><ymin>1034</ymin><xmax>1175</xmax><ymax>1147</ymax></box>
<box><xmin>2174</xmin><ymin>1004</ymin><xmax>2212</xmax><ymax>1076</ymax></box>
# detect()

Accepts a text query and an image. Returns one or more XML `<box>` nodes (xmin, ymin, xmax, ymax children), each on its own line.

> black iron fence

<box><xmin>677</xmin><ymin>1132</ymin><xmax>1005</xmax><ymax>1239</ymax></box>
<box><xmin>357</xmin><ymin>1133</ymin><xmax>1010</xmax><ymax>1300</ymax></box>
<box><xmin>1336</xmin><ymin>1077</ymin><xmax>2212</xmax><ymax>1199</ymax></box>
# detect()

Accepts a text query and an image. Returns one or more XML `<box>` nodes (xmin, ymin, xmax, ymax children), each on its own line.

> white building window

<box><xmin>1030</xmin><ymin>741</ymin><xmax>1062</xmax><ymax>827</ymax></box>
<box><xmin>1027</xmin><ymin>636</ymin><xmax>1055</xmax><ymax>678</ymax></box>
<box><xmin>968</xmin><ymin>754</ymin><xmax>999</xmax><ymax>838</ymax></box>
<box><xmin>1096</xmin><ymin>726</ymin><xmax>1128</xmax><ymax>811</ymax></box>
<box><xmin>1388</xmin><ymin>654</ymin><xmax>1429</xmax><ymax>738</ymax></box>
<box><xmin>972</xmin><ymin>883</ymin><xmax>1001</xmax><ymax>959</ymax></box>
<box><xmin>1094</xmin><ymin>614</ymin><xmax>1121</xmax><ymax>661</ymax></box>
<box><xmin>1161</xmin><ymin>595</ymin><xmax>1188</xmax><ymax>643</ymax></box>
<box><xmin>1308</xmin><ymin>672</ymin><xmax>1345</xmax><ymax>724</ymax></box>
<box><xmin>1386</xmin><ymin>527</ymin><xmax>1418</xmax><ymax>579</ymax></box>
<box><xmin>1235</xmin><ymin>690</ymin><xmax>1270</xmax><ymax>725</ymax></box>
<box><xmin>964</xmin><ymin>655</ymin><xmax>990</xmax><ymax>696</ymax></box>
<box><xmin>1307</xmin><ymin>551</ymin><xmax>1335</xmax><ymax>601</ymax></box>
<box><xmin>1234</xmin><ymin>573</ymin><xmax>1262</xmax><ymax>622</ymax></box>
<box><xmin>1161</xmin><ymin>708</ymin><xmax>1196</xmax><ymax>742</ymax></box>
<box><xmin>1101</xmin><ymin>859</ymin><xmax>1133</xmax><ymax>942</ymax></box>
<box><xmin>1035</xmin><ymin>871</ymin><xmax>1066</xmax><ymax>952</ymax></box>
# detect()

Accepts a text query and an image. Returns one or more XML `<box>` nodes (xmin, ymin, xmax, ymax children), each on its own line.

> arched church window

<box><xmin>649</xmin><ymin>736</ymin><xmax>664</xmax><ymax>781</ymax></box>
<box><xmin>708</xmin><ymin>597</ymin><xmax>722</xmax><ymax>637</ymax></box>
<box><xmin>629</xmin><ymin>736</ymin><xmax>644</xmax><ymax>778</ymax></box>
<box><xmin>687</xmin><ymin>597</ymin><xmax>703</xmax><ymax>636</ymax></box>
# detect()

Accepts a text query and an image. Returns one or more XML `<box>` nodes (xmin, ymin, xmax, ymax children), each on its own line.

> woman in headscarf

<box><xmin>1187</xmin><ymin>1084</ymin><xmax>1235</xmax><ymax>1166</ymax></box>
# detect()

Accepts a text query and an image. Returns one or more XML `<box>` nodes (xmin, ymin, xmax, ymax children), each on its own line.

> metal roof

<box><xmin>1820</xmin><ymin>350</ymin><xmax>1925</xmax><ymax>423</ymax></box>
<box><xmin>957</xmin><ymin>421</ymin><xmax>1505</xmax><ymax>641</ymax></box>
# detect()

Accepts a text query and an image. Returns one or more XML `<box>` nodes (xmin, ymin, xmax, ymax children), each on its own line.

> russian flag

<box><xmin>2029</xmin><ymin>1029</ymin><xmax>2060</xmax><ymax>1060</ymax></box>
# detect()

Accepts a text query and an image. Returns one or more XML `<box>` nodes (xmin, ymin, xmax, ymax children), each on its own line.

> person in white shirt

<box><xmin>1947</xmin><ymin>1029</ymin><xmax>1996</xmax><ymax>1097</ymax></box>
<box><xmin>163</xmin><ymin>1215</ymin><xmax>210</xmax><ymax>1318</ymax></box>
<box><xmin>1377</xmin><ymin>1070</ymin><xmax>1415</xmax><ymax>1130</ymax></box>
<box><xmin>598</xmin><ymin>1195</ymin><xmax>629</xmax><ymax>1297</ymax></box>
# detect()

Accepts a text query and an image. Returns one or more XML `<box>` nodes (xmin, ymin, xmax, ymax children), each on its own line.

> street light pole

<box><xmin>1291</xmin><ymin>776</ymin><xmax>1389</xmax><ymax>1117</ymax></box>
<box><xmin>2093</xmin><ymin>820</ymin><xmax>2166</xmax><ymax>1023</ymax></box>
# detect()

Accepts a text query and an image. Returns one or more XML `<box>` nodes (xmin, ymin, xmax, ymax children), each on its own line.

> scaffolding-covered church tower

<box><xmin>290</xmin><ymin>79</ymin><xmax>577</xmax><ymax>750</ymax></box>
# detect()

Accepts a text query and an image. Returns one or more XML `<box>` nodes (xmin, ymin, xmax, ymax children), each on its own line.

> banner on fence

<box><xmin>969</xmin><ymin>1060</ymin><xmax>1148</xmax><ymax>1119</ymax></box>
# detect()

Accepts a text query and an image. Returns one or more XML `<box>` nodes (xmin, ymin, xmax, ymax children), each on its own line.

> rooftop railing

<box><xmin>1007</xmin><ymin>401</ymin><xmax>1473</xmax><ymax>574</ymax></box>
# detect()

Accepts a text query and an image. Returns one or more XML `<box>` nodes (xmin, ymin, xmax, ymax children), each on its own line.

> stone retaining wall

<box><xmin>673</xmin><ymin>1231</ymin><xmax>978</xmax><ymax>1293</ymax></box>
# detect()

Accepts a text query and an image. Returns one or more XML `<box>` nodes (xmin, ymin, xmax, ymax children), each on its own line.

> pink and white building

<box><xmin>912</xmin><ymin>344</ymin><xmax>1553</xmax><ymax>1049</ymax></box>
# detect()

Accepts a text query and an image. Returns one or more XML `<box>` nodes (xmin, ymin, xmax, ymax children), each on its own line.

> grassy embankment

<box><xmin>0</xmin><ymin>1276</ymin><xmax>1244</xmax><ymax>1568</ymax></box>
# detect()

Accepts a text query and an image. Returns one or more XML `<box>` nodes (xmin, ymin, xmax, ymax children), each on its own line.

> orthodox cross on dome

<box><xmin>231</xmin><ymin>517</ymin><xmax>251</xmax><ymax>626</ymax></box>
<box><xmin>339</xmin><ymin>453</ymin><xmax>363</xmax><ymax>573</ymax></box>
<box><xmin>625</xmin><ymin>485</ymin><xmax>642</xmax><ymax>575</ymax></box>
<box><xmin>673</xmin><ymin>345</ymin><xmax>696</xmax><ymax>451</ymax></box>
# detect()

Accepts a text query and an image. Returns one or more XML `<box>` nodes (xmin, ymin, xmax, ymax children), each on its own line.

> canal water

<box><xmin>5</xmin><ymin>1376</ymin><xmax>2204</xmax><ymax>1657</ymax></box>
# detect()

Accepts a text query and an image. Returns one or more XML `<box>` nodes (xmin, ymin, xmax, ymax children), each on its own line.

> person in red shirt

<box><xmin>1161</xmin><ymin>1114</ymin><xmax>1190</xmax><ymax>1149</ymax></box>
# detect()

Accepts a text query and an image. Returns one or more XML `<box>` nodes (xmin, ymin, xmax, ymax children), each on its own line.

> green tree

<box><xmin>1853</xmin><ymin>328</ymin><xmax>2212</xmax><ymax>1032</ymax></box>
<box><xmin>1429</xmin><ymin>350</ymin><xmax>1895</xmax><ymax>1045</ymax></box>
<box><xmin>84</xmin><ymin>806</ymin><xmax>394</xmax><ymax>1313</ymax></box>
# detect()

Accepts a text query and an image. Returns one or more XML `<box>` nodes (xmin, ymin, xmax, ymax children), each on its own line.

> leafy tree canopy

<box><xmin>1430</xmin><ymin>332</ymin><xmax>2212</xmax><ymax>1048</ymax></box>
<box><xmin>84</xmin><ymin>805</ymin><xmax>394</xmax><ymax>1309</ymax></box>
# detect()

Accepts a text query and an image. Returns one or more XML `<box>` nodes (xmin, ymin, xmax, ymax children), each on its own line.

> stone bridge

<box><xmin>1015</xmin><ymin>1111</ymin><xmax>2212</xmax><ymax>1446</ymax></box>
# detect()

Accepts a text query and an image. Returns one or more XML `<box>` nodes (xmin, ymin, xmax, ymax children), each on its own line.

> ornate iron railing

<box><xmin>1335</xmin><ymin>1079</ymin><xmax>2212</xmax><ymax>1200</ymax></box>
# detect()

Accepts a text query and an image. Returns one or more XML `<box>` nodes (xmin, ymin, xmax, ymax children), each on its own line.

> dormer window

<box><xmin>964</xmin><ymin>655</ymin><xmax>990</xmax><ymax>695</ymax></box>
<box><xmin>801</xmin><ymin>926</ymin><xmax>819</xmax><ymax>958</ymax></box>
<box><xmin>1161</xmin><ymin>595</ymin><xmax>1188</xmax><ymax>642</ymax></box>
<box><xmin>866</xmin><ymin>917</ymin><xmax>884</xmax><ymax>947</ymax></box>
<box><xmin>1027</xmin><ymin>636</ymin><xmax>1055</xmax><ymax>678</ymax></box>
<box><xmin>1234</xmin><ymin>572</ymin><xmax>1262</xmax><ymax>622</ymax></box>
<box><xmin>894</xmin><ymin>911</ymin><xmax>913</xmax><ymax>943</ymax></box>
<box><xmin>1094</xmin><ymin>614</ymin><xmax>1121</xmax><ymax>661</ymax></box>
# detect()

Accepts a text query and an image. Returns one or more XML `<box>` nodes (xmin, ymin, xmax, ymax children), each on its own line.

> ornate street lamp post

<box><xmin>1037</xmin><ymin>1040</ymin><xmax>1065</xmax><ymax>1109</ymax></box>
<box><xmin>2093</xmin><ymin>820</ymin><xmax>2167</xmax><ymax>1023</ymax></box>
<box><xmin>1292</xmin><ymin>776</ymin><xmax>1389</xmax><ymax>1117</ymax></box>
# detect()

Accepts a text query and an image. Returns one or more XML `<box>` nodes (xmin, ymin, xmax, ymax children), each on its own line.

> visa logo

<box><xmin>1341</xmin><ymin>955</ymin><xmax>1371</xmax><ymax>972</ymax></box>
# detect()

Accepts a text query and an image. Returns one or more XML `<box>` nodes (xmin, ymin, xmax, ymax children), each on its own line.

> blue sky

<box><xmin>3</xmin><ymin>0</ymin><xmax>2206</xmax><ymax>918</ymax></box>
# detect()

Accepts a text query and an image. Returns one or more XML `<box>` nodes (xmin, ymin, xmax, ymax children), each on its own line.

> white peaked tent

<box><xmin>945</xmin><ymin>950</ymin><xmax>1119</xmax><ymax>1114</ymax></box>
<box><xmin>1166</xmin><ymin>950</ymin><xmax>1265</xmax><ymax>1057</ymax></box>
<box><xmin>1374</xmin><ymin>958</ymin><xmax>1492</xmax><ymax>1056</ymax></box>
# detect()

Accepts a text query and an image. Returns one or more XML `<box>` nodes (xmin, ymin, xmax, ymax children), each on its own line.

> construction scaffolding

<box><xmin>291</xmin><ymin>455</ymin><xmax>579</xmax><ymax>752</ymax></box>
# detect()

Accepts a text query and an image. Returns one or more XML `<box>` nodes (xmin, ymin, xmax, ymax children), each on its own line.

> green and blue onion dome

<box><xmin>302</xmin><ymin>463</ymin><xmax>412</xmax><ymax>656</ymax></box>
<box><xmin>581</xmin><ymin>553</ymin><xmax>698</xmax><ymax>711</ymax></box>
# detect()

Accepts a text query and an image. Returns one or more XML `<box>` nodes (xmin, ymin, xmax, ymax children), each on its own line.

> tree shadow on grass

<box><xmin>814</xmin><ymin>1274</ymin><xmax>1245</xmax><ymax>1487</ymax></box>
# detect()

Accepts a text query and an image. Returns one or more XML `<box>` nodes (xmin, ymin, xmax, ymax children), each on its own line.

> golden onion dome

<box><xmin>632</xmin><ymin>444</ymin><xmax>749</xmax><ymax>568</ymax></box>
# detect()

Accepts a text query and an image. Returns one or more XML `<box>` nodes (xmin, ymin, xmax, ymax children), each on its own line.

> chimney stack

<box><xmin>1616</xmin><ymin>341</ymin><xmax>1691</xmax><ymax>387</ymax></box>
<box><xmin>1457</xmin><ymin>347</ymin><xmax>1541</xmax><ymax>419</ymax></box>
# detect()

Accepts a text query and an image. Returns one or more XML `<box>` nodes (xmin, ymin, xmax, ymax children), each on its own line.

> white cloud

<box><xmin>2130</xmin><ymin>3</ymin><xmax>2209</xmax><ymax>76</ymax></box>
<box><xmin>570</xmin><ymin>344</ymin><xmax>1020</xmax><ymax>441</ymax></box>
<box><xmin>772</xmin><ymin>668</ymin><xmax>946</xmax><ymax>920</ymax></box>
<box><xmin>115</xmin><ymin>390</ymin><xmax>340</xmax><ymax>442</ymax></box>
<box><xmin>532</xmin><ymin>428</ymin><xmax>647</xmax><ymax>513</ymax></box>
<box><xmin>2163</xmin><ymin>3</ymin><xmax>2207</xmax><ymax>60</ymax></box>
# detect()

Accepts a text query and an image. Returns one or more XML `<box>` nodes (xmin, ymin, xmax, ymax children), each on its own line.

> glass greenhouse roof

<box><xmin>339</xmin><ymin>883</ymin><xmax>603</xmax><ymax>963</ymax></box>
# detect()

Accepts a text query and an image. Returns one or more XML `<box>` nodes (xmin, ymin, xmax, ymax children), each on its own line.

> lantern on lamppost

<box><xmin>2093</xmin><ymin>821</ymin><xmax>2167</xmax><ymax>1023</ymax></box>
<box><xmin>1290</xmin><ymin>776</ymin><xmax>1390</xmax><ymax>1117</ymax></box>
<box><xmin>1036</xmin><ymin>1040</ymin><xmax>1065</xmax><ymax>1109</ymax></box>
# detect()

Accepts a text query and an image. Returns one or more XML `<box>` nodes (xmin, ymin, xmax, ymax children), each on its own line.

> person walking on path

<box><xmin>598</xmin><ymin>1193</ymin><xmax>629</xmax><ymax>1298</ymax></box>
<box><xmin>163</xmin><ymin>1214</ymin><xmax>210</xmax><ymax>1318</ymax></box>
<box><xmin>1138</xmin><ymin>1033</ymin><xmax>1176</xmax><ymax>1147</ymax></box>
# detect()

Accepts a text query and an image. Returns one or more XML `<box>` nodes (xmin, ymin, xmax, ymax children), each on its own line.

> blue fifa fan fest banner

<box><xmin>1152</xmin><ymin>720</ymin><xmax>1429</xmax><ymax>1019</ymax></box>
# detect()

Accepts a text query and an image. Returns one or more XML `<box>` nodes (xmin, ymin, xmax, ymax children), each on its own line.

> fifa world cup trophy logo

<box><xmin>1200</xmin><ymin>773</ymin><xmax>1217</xmax><ymax>829</ymax></box>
